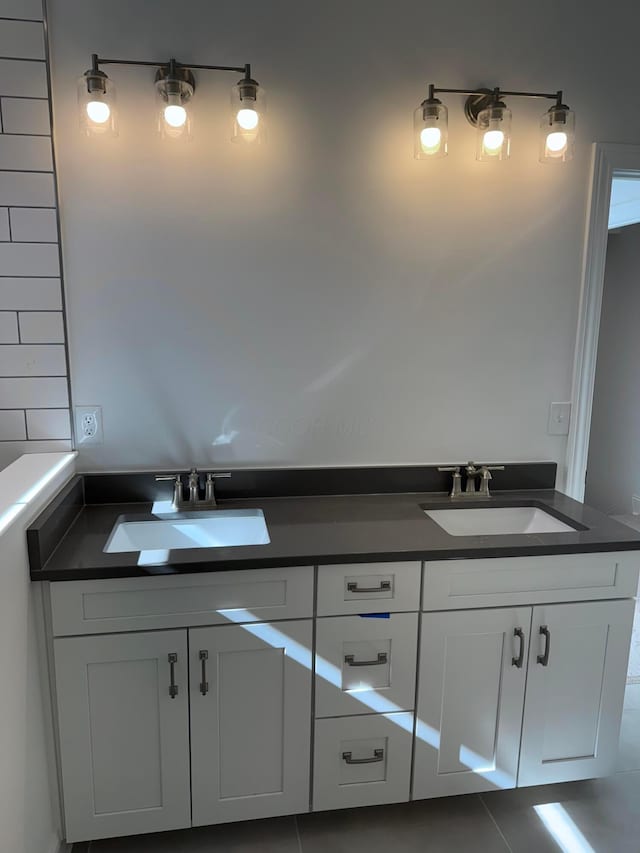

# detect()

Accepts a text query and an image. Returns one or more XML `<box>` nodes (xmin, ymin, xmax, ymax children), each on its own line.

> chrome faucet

<box><xmin>438</xmin><ymin>461</ymin><xmax>505</xmax><ymax>499</ymax></box>
<box><xmin>155</xmin><ymin>468</ymin><xmax>231</xmax><ymax>510</ymax></box>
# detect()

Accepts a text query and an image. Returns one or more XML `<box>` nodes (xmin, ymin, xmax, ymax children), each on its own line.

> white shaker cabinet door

<box><xmin>190</xmin><ymin>619</ymin><xmax>313</xmax><ymax>825</ymax></box>
<box><xmin>54</xmin><ymin>630</ymin><xmax>190</xmax><ymax>843</ymax></box>
<box><xmin>413</xmin><ymin>607</ymin><xmax>531</xmax><ymax>798</ymax></box>
<box><xmin>518</xmin><ymin>599</ymin><xmax>634</xmax><ymax>786</ymax></box>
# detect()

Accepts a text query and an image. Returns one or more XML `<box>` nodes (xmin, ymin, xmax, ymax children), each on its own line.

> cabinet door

<box><xmin>55</xmin><ymin>630</ymin><xmax>190</xmax><ymax>843</ymax></box>
<box><xmin>518</xmin><ymin>599</ymin><xmax>634</xmax><ymax>786</ymax></box>
<box><xmin>413</xmin><ymin>607</ymin><xmax>531</xmax><ymax>799</ymax></box>
<box><xmin>190</xmin><ymin>620</ymin><xmax>312</xmax><ymax>825</ymax></box>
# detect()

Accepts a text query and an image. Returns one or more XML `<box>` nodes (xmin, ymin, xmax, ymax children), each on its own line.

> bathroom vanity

<box><xmin>28</xmin><ymin>464</ymin><xmax>640</xmax><ymax>844</ymax></box>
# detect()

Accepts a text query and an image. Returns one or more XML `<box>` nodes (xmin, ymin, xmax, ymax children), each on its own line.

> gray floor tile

<box><xmin>481</xmin><ymin>771</ymin><xmax>640</xmax><ymax>853</ymax></box>
<box><xmin>88</xmin><ymin>815</ymin><xmax>300</xmax><ymax>853</ymax></box>
<box><xmin>617</xmin><ymin>683</ymin><xmax>640</xmax><ymax>772</ymax></box>
<box><xmin>297</xmin><ymin>797</ymin><xmax>511</xmax><ymax>853</ymax></box>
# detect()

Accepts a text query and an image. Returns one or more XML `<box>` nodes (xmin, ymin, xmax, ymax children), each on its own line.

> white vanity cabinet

<box><xmin>413</xmin><ymin>607</ymin><xmax>531</xmax><ymax>798</ymax></box>
<box><xmin>518</xmin><ymin>599</ymin><xmax>634</xmax><ymax>786</ymax></box>
<box><xmin>54</xmin><ymin>630</ymin><xmax>191</xmax><ymax>842</ymax></box>
<box><xmin>189</xmin><ymin>621</ymin><xmax>312</xmax><ymax>825</ymax></box>
<box><xmin>413</xmin><ymin>553</ymin><xmax>638</xmax><ymax>800</ymax></box>
<box><xmin>46</xmin><ymin>550</ymin><xmax>639</xmax><ymax>844</ymax></box>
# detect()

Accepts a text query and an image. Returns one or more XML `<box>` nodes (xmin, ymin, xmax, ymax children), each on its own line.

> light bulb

<box><xmin>420</xmin><ymin>126</ymin><xmax>442</xmax><ymax>154</ymax></box>
<box><xmin>86</xmin><ymin>100</ymin><xmax>110</xmax><ymax>124</ymax></box>
<box><xmin>164</xmin><ymin>104</ymin><xmax>187</xmax><ymax>128</ymax></box>
<box><xmin>237</xmin><ymin>107</ymin><xmax>259</xmax><ymax>131</ymax></box>
<box><xmin>546</xmin><ymin>130</ymin><xmax>567</xmax><ymax>154</ymax></box>
<box><xmin>483</xmin><ymin>129</ymin><xmax>504</xmax><ymax>153</ymax></box>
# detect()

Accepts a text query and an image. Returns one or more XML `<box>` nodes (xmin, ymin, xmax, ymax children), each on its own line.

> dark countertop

<box><xmin>29</xmin><ymin>484</ymin><xmax>640</xmax><ymax>582</ymax></box>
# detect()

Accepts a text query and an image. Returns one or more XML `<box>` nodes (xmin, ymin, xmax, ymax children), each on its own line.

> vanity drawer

<box><xmin>313</xmin><ymin>713</ymin><xmax>413</xmax><ymax>811</ymax></box>
<box><xmin>315</xmin><ymin>613</ymin><xmax>418</xmax><ymax>717</ymax></box>
<box><xmin>49</xmin><ymin>566</ymin><xmax>314</xmax><ymax>636</ymax></box>
<box><xmin>422</xmin><ymin>551</ymin><xmax>640</xmax><ymax>611</ymax></box>
<box><xmin>317</xmin><ymin>562</ymin><xmax>421</xmax><ymax>616</ymax></box>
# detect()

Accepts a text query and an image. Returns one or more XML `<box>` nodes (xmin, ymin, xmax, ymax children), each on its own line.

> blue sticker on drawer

<box><xmin>358</xmin><ymin>613</ymin><xmax>390</xmax><ymax>619</ymax></box>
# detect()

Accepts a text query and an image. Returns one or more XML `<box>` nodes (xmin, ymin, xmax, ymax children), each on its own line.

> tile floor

<box><xmin>73</xmin><ymin>767</ymin><xmax>640</xmax><ymax>852</ymax></box>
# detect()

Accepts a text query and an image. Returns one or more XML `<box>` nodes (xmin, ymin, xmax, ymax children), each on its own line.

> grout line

<box><xmin>0</xmin><ymin>56</ymin><xmax>46</xmax><ymax>63</ymax></box>
<box><xmin>0</xmin><ymin>17</ymin><xmax>44</xmax><ymax>24</ymax></box>
<box><xmin>0</xmin><ymin>168</ymin><xmax>54</xmax><ymax>174</ymax></box>
<box><xmin>0</xmin><ymin>95</ymin><xmax>49</xmax><ymax>102</ymax></box>
<box><xmin>1</xmin><ymin>131</ymin><xmax>51</xmax><ymax>137</ymax></box>
<box><xmin>478</xmin><ymin>793</ymin><xmax>515</xmax><ymax>853</ymax></box>
<box><xmin>294</xmin><ymin>814</ymin><xmax>303</xmax><ymax>853</ymax></box>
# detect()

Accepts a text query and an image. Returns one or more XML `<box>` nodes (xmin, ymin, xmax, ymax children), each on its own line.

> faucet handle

<box><xmin>155</xmin><ymin>473</ymin><xmax>182</xmax><ymax>483</ymax></box>
<box><xmin>438</xmin><ymin>466</ymin><xmax>461</xmax><ymax>473</ymax></box>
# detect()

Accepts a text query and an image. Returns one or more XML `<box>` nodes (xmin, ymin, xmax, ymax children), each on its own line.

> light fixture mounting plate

<box><xmin>464</xmin><ymin>88</ymin><xmax>495</xmax><ymax>126</ymax></box>
<box><xmin>155</xmin><ymin>65</ymin><xmax>196</xmax><ymax>95</ymax></box>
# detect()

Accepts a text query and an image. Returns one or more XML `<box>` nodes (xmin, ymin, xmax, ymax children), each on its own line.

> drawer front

<box><xmin>423</xmin><ymin>551</ymin><xmax>640</xmax><ymax>611</ymax></box>
<box><xmin>315</xmin><ymin>613</ymin><xmax>418</xmax><ymax>717</ymax></box>
<box><xmin>50</xmin><ymin>567</ymin><xmax>314</xmax><ymax>636</ymax></box>
<box><xmin>313</xmin><ymin>713</ymin><xmax>413</xmax><ymax>811</ymax></box>
<box><xmin>317</xmin><ymin>562</ymin><xmax>421</xmax><ymax>616</ymax></box>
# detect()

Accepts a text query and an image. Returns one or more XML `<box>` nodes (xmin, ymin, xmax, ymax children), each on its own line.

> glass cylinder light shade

<box><xmin>78</xmin><ymin>72</ymin><xmax>117</xmax><ymax>137</ymax></box>
<box><xmin>414</xmin><ymin>100</ymin><xmax>448</xmax><ymax>159</ymax></box>
<box><xmin>476</xmin><ymin>104</ymin><xmax>511</xmax><ymax>161</ymax></box>
<box><xmin>156</xmin><ymin>77</ymin><xmax>193</xmax><ymax>141</ymax></box>
<box><xmin>539</xmin><ymin>106</ymin><xmax>575</xmax><ymax>163</ymax></box>
<box><xmin>231</xmin><ymin>78</ymin><xmax>265</xmax><ymax>143</ymax></box>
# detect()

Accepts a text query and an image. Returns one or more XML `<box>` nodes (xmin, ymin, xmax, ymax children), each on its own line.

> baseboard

<box><xmin>50</xmin><ymin>840</ymin><xmax>72</xmax><ymax>853</ymax></box>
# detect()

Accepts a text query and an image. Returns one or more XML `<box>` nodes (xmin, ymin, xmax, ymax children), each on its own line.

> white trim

<box><xmin>49</xmin><ymin>839</ymin><xmax>71</xmax><ymax>853</ymax></box>
<box><xmin>565</xmin><ymin>143</ymin><xmax>640</xmax><ymax>501</ymax></box>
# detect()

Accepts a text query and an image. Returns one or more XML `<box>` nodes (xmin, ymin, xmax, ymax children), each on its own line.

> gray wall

<box><xmin>46</xmin><ymin>0</ymin><xmax>640</xmax><ymax>474</ymax></box>
<box><xmin>586</xmin><ymin>224</ymin><xmax>640</xmax><ymax>515</ymax></box>
<box><xmin>0</xmin><ymin>0</ymin><xmax>71</xmax><ymax>470</ymax></box>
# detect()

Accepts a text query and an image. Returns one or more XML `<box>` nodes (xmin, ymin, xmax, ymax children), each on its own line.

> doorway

<box><xmin>567</xmin><ymin>145</ymin><xmax>640</xmax><ymax>771</ymax></box>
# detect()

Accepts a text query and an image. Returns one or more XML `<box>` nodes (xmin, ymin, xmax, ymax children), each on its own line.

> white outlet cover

<box><xmin>75</xmin><ymin>405</ymin><xmax>103</xmax><ymax>445</ymax></box>
<box><xmin>632</xmin><ymin>495</ymin><xmax>640</xmax><ymax>515</ymax></box>
<box><xmin>548</xmin><ymin>402</ymin><xmax>572</xmax><ymax>436</ymax></box>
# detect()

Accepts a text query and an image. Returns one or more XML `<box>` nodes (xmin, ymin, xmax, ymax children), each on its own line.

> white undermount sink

<box><xmin>104</xmin><ymin>509</ymin><xmax>270</xmax><ymax>553</ymax></box>
<box><xmin>424</xmin><ymin>506</ymin><xmax>578</xmax><ymax>537</ymax></box>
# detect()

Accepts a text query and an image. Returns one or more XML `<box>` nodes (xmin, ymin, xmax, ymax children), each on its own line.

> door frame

<box><xmin>565</xmin><ymin>142</ymin><xmax>640</xmax><ymax>501</ymax></box>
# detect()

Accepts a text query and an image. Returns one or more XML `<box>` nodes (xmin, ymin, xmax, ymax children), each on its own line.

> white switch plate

<box><xmin>75</xmin><ymin>405</ymin><xmax>103</xmax><ymax>445</ymax></box>
<box><xmin>632</xmin><ymin>495</ymin><xmax>640</xmax><ymax>515</ymax></box>
<box><xmin>548</xmin><ymin>402</ymin><xmax>572</xmax><ymax>435</ymax></box>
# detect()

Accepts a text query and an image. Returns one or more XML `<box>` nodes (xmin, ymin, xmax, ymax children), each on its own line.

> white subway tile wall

<box><xmin>0</xmin><ymin>3</ymin><xmax>71</xmax><ymax>452</ymax></box>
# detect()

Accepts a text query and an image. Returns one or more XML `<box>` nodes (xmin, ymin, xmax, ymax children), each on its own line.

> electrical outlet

<box><xmin>75</xmin><ymin>406</ymin><xmax>103</xmax><ymax>445</ymax></box>
<box><xmin>547</xmin><ymin>402</ymin><xmax>572</xmax><ymax>436</ymax></box>
<box><xmin>632</xmin><ymin>495</ymin><xmax>640</xmax><ymax>516</ymax></box>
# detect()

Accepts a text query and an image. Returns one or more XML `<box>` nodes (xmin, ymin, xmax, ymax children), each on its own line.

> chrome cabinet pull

<box><xmin>512</xmin><ymin>628</ymin><xmax>525</xmax><ymax>668</ymax></box>
<box><xmin>344</xmin><ymin>652</ymin><xmax>388</xmax><ymax>667</ymax></box>
<box><xmin>537</xmin><ymin>625</ymin><xmax>551</xmax><ymax>666</ymax></box>
<box><xmin>347</xmin><ymin>580</ymin><xmax>391</xmax><ymax>593</ymax></box>
<box><xmin>342</xmin><ymin>748</ymin><xmax>384</xmax><ymax>765</ymax></box>
<box><xmin>168</xmin><ymin>653</ymin><xmax>178</xmax><ymax>698</ymax></box>
<box><xmin>199</xmin><ymin>650</ymin><xmax>209</xmax><ymax>696</ymax></box>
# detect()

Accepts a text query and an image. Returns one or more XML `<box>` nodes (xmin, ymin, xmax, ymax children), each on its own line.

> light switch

<box><xmin>548</xmin><ymin>402</ymin><xmax>572</xmax><ymax>435</ymax></box>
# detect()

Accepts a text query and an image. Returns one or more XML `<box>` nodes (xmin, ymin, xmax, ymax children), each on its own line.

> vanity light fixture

<box><xmin>414</xmin><ymin>84</ymin><xmax>574</xmax><ymax>163</ymax></box>
<box><xmin>79</xmin><ymin>54</ymin><xmax>265</xmax><ymax>142</ymax></box>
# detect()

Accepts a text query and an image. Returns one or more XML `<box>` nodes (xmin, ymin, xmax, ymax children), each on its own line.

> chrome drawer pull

<box><xmin>199</xmin><ymin>650</ymin><xmax>209</xmax><ymax>696</ymax></box>
<box><xmin>342</xmin><ymin>748</ymin><xmax>384</xmax><ymax>765</ymax></box>
<box><xmin>537</xmin><ymin>625</ymin><xmax>551</xmax><ymax>667</ymax></box>
<box><xmin>168</xmin><ymin>653</ymin><xmax>178</xmax><ymax>698</ymax></box>
<box><xmin>347</xmin><ymin>580</ymin><xmax>391</xmax><ymax>593</ymax></box>
<box><xmin>344</xmin><ymin>652</ymin><xmax>388</xmax><ymax>667</ymax></box>
<box><xmin>512</xmin><ymin>628</ymin><xmax>525</xmax><ymax>668</ymax></box>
